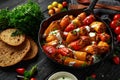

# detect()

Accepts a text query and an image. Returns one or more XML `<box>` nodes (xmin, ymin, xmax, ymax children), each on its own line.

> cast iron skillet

<box><xmin>38</xmin><ymin>0</ymin><xmax>114</xmax><ymax>68</ymax></box>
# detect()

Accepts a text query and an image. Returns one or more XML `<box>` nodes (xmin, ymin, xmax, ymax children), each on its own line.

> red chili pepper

<box><xmin>113</xmin><ymin>55</ymin><xmax>120</xmax><ymax>65</ymax></box>
<box><xmin>42</xmin><ymin>45</ymin><xmax>56</xmax><ymax>57</ymax></box>
<box><xmin>68</xmin><ymin>40</ymin><xmax>81</xmax><ymax>50</ymax></box>
<box><xmin>16</xmin><ymin>68</ymin><xmax>25</xmax><ymax>75</ymax></box>
<box><xmin>83</xmin><ymin>14</ymin><xmax>95</xmax><ymax>25</ymax></box>
<box><xmin>65</xmin><ymin>23</ymin><xmax>76</xmax><ymax>32</ymax></box>
<box><xmin>57</xmin><ymin>47</ymin><xmax>69</xmax><ymax>56</ymax></box>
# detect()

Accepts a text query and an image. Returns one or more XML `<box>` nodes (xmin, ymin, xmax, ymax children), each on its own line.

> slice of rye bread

<box><xmin>23</xmin><ymin>37</ymin><xmax>38</xmax><ymax>60</ymax></box>
<box><xmin>0</xmin><ymin>39</ymin><xmax>30</xmax><ymax>67</ymax></box>
<box><xmin>0</xmin><ymin>28</ymin><xmax>25</xmax><ymax>46</ymax></box>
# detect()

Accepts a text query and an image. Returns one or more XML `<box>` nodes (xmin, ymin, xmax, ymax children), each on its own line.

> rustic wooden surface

<box><xmin>0</xmin><ymin>0</ymin><xmax>120</xmax><ymax>80</ymax></box>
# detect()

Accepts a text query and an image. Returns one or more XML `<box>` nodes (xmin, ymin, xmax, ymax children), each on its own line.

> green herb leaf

<box><xmin>24</xmin><ymin>77</ymin><xmax>29</xmax><ymax>80</ymax></box>
<box><xmin>24</xmin><ymin>71</ymin><xmax>31</xmax><ymax>78</ymax></box>
<box><xmin>86</xmin><ymin>76</ymin><xmax>95</xmax><ymax>80</ymax></box>
<box><xmin>81</xmin><ymin>62</ymin><xmax>87</xmax><ymax>67</ymax></box>
<box><xmin>29</xmin><ymin>64</ymin><xmax>37</xmax><ymax>77</ymax></box>
<box><xmin>8</xmin><ymin>0</ymin><xmax>44</xmax><ymax>40</ymax></box>
<box><xmin>72</xmin><ymin>30</ymin><xmax>77</xmax><ymax>35</ymax></box>
<box><xmin>61</xmin><ymin>8</ymin><xmax>67</xmax><ymax>12</ymax></box>
<box><xmin>24</xmin><ymin>65</ymin><xmax>38</xmax><ymax>79</ymax></box>
<box><xmin>11</xmin><ymin>29</ymin><xmax>23</xmax><ymax>36</ymax></box>
<box><xmin>0</xmin><ymin>8</ymin><xmax>9</xmax><ymax>30</ymax></box>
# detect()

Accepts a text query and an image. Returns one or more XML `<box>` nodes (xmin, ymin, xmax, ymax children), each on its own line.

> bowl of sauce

<box><xmin>48</xmin><ymin>71</ymin><xmax>78</xmax><ymax>80</ymax></box>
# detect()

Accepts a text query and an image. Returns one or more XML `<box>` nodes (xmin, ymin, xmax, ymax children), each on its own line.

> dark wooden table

<box><xmin>0</xmin><ymin>0</ymin><xmax>120</xmax><ymax>80</ymax></box>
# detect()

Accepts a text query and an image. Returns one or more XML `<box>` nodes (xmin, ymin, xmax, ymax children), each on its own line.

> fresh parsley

<box><xmin>0</xmin><ymin>0</ymin><xmax>44</xmax><ymax>40</ymax></box>
<box><xmin>0</xmin><ymin>9</ymin><xmax>9</xmax><ymax>30</ymax></box>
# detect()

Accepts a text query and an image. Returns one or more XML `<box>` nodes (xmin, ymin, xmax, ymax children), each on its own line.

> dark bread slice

<box><xmin>0</xmin><ymin>28</ymin><xmax>25</xmax><ymax>46</ymax></box>
<box><xmin>23</xmin><ymin>37</ymin><xmax>38</xmax><ymax>60</ymax></box>
<box><xmin>0</xmin><ymin>39</ymin><xmax>30</xmax><ymax>67</ymax></box>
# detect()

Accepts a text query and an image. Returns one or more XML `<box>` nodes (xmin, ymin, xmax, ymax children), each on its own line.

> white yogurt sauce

<box><xmin>56</xmin><ymin>44</ymin><xmax>65</xmax><ymax>48</ymax></box>
<box><xmin>48</xmin><ymin>71</ymin><xmax>78</xmax><ymax>80</ymax></box>
<box><xmin>54</xmin><ymin>76</ymin><xmax>73</xmax><ymax>80</ymax></box>
<box><xmin>89</xmin><ymin>32</ymin><xmax>96</xmax><ymax>37</ymax></box>
<box><xmin>49</xmin><ymin>30</ymin><xmax>63</xmax><ymax>43</ymax></box>
<box><xmin>85</xmin><ymin>26</ymin><xmax>90</xmax><ymax>32</ymax></box>
<box><xmin>69</xmin><ymin>61</ymin><xmax>75</xmax><ymax>66</ymax></box>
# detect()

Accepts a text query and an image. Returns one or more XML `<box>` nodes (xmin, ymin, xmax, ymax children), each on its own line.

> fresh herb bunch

<box><xmin>0</xmin><ymin>9</ymin><xmax>9</xmax><ymax>30</ymax></box>
<box><xmin>8</xmin><ymin>0</ymin><xmax>44</xmax><ymax>40</ymax></box>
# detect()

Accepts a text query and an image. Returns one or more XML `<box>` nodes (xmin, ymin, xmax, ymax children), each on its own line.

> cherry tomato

<box><xmin>113</xmin><ymin>55</ymin><xmax>120</xmax><ymax>64</ymax></box>
<box><xmin>48</xmin><ymin>9</ymin><xmax>54</xmax><ymax>16</ymax></box>
<box><xmin>91</xmin><ymin>73</ymin><xmax>96</xmax><ymax>78</ymax></box>
<box><xmin>62</xmin><ymin>1</ymin><xmax>67</xmax><ymax>7</ymax></box>
<box><xmin>54</xmin><ymin>7</ymin><xmax>61</xmax><ymax>13</ymax></box>
<box><xmin>30</xmin><ymin>78</ymin><xmax>37</xmax><ymax>80</ymax></box>
<box><xmin>110</xmin><ymin>20</ymin><xmax>120</xmax><ymax>29</ymax></box>
<box><xmin>114</xmin><ymin>26</ymin><xmax>120</xmax><ymax>34</ymax></box>
<box><xmin>117</xmin><ymin>34</ymin><xmax>120</xmax><ymax>42</ymax></box>
<box><xmin>113</xmin><ymin>14</ymin><xmax>120</xmax><ymax>20</ymax></box>
<box><xmin>83</xmin><ymin>14</ymin><xmax>95</xmax><ymax>25</ymax></box>
<box><xmin>16</xmin><ymin>68</ymin><xmax>25</xmax><ymax>75</ymax></box>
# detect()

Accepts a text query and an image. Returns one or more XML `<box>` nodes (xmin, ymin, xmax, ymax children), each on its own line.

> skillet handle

<box><xmin>84</xmin><ymin>0</ymin><xmax>99</xmax><ymax>13</ymax></box>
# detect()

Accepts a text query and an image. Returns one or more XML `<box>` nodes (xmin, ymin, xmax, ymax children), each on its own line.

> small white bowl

<box><xmin>48</xmin><ymin>71</ymin><xmax>78</xmax><ymax>80</ymax></box>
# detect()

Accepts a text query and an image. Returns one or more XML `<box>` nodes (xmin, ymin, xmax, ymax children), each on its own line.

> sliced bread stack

<box><xmin>0</xmin><ymin>28</ymin><xmax>38</xmax><ymax>67</ymax></box>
